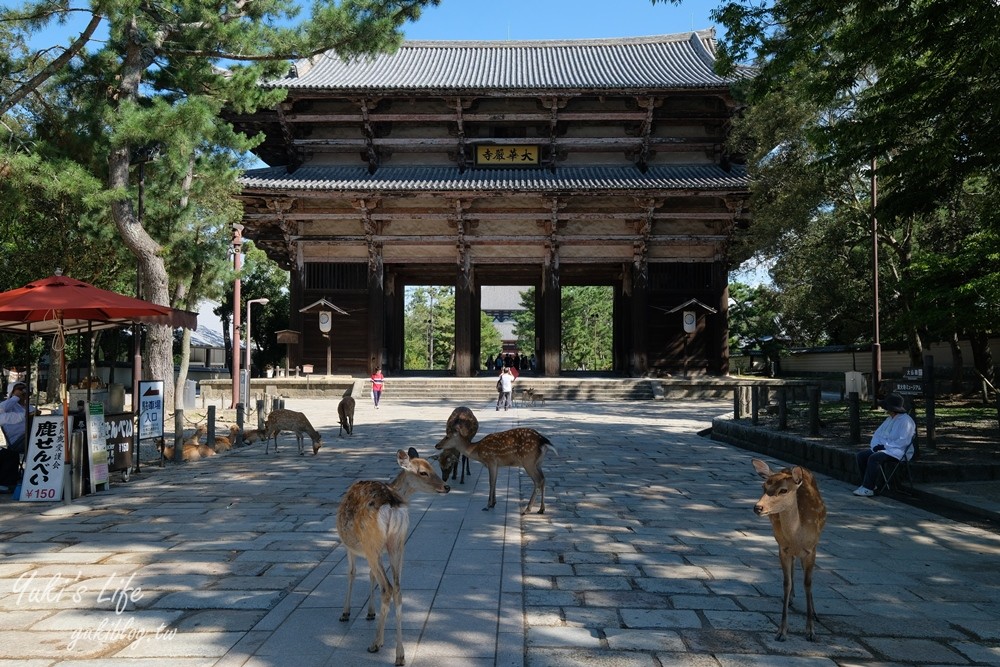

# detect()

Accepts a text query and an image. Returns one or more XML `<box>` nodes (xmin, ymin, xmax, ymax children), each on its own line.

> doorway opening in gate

<box><xmin>561</xmin><ymin>285</ymin><xmax>614</xmax><ymax>372</ymax></box>
<box><xmin>404</xmin><ymin>285</ymin><xmax>455</xmax><ymax>371</ymax></box>
<box><xmin>481</xmin><ymin>285</ymin><xmax>534</xmax><ymax>373</ymax></box>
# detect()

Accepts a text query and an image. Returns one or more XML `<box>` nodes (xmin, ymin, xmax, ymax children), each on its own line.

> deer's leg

<box><xmin>388</xmin><ymin>539</ymin><xmax>406</xmax><ymax>666</ymax></box>
<box><xmin>340</xmin><ymin>551</ymin><xmax>357</xmax><ymax>622</ymax></box>
<box><xmin>802</xmin><ymin>552</ymin><xmax>819</xmax><ymax>641</ymax></box>
<box><xmin>776</xmin><ymin>550</ymin><xmax>794</xmax><ymax>641</ymax></box>
<box><xmin>521</xmin><ymin>461</ymin><xmax>545</xmax><ymax>514</ymax></box>
<box><xmin>484</xmin><ymin>464</ymin><xmax>499</xmax><ymax>510</ymax></box>
<box><xmin>461</xmin><ymin>455</ymin><xmax>470</xmax><ymax>484</ymax></box>
<box><xmin>367</xmin><ymin>558</ymin><xmax>393</xmax><ymax>654</ymax></box>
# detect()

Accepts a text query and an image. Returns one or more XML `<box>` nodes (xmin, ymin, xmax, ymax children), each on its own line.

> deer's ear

<box><xmin>791</xmin><ymin>467</ymin><xmax>804</xmax><ymax>485</ymax></box>
<box><xmin>396</xmin><ymin>449</ymin><xmax>411</xmax><ymax>469</ymax></box>
<box><xmin>752</xmin><ymin>459</ymin><xmax>772</xmax><ymax>479</ymax></box>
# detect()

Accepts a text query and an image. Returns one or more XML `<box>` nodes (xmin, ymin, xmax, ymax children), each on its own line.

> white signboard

<box><xmin>87</xmin><ymin>402</ymin><xmax>109</xmax><ymax>493</ymax></box>
<box><xmin>138</xmin><ymin>381</ymin><xmax>164</xmax><ymax>440</ymax></box>
<box><xmin>20</xmin><ymin>416</ymin><xmax>65</xmax><ymax>502</ymax></box>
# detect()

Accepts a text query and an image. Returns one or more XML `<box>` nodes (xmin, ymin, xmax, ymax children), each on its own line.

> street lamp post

<box><xmin>230</xmin><ymin>223</ymin><xmax>244</xmax><ymax>409</ymax></box>
<box><xmin>244</xmin><ymin>297</ymin><xmax>270</xmax><ymax>406</ymax></box>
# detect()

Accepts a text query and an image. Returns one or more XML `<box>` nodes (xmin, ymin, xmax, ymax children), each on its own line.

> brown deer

<box><xmin>264</xmin><ymin>409</ymin><xmax>322</xmax><ymax>455</ymax></box>
<box><xmin>435</xmin><ymin>427</ymin><xmax>555</xmax><ymax>514</ymax></box>
<box><xmin>207</xmin><ymin>424</ymin><xmax>240</xmax><ymax>453</ymax></box>
<box><xmin>336</xmin><ymin>448</ymin><xmax>450</xmax><ymax>666</ymax></box>
<box><xmin>434</xmin><ymin>406</ymin><xmax>476</xmax><ymax>483</ymax></box>
<box><xmin>338</xmin><ymin>395</ymin><xmax>356</xmax><ymax>436</ymax></box>
<box><xmin>751</xmin><ymin>458</ymin><xmax>827</xmax><ymax>642</ymax></box>
<box><xmin>158</xmin><ymin>427</ymin><xmax>216</xmax><ymax>461</ymax></box>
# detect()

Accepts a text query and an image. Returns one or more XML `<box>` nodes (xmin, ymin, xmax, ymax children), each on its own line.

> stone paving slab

<box><xmin>0</xmin><ymin>397</ymin><xmax>998</xmax><ymax>666</ymax></box>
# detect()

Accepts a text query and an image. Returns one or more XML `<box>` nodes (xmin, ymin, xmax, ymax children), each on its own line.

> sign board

<box><xmin>87</xmin><ymin>402</ymin><xmax>109</xmax><ymax>492</ymax></box>
<box><xmin>19</xmin><ymin>416</ymin><xmax>65</xmax><ymax>502</ymax></box>
<box><xmin>103</xmin><ymin>412</ymin><xmax>134</xmax><ymax>473</ymax></box>
<box><xmin>138</xmin><ymin>381</ymin><xmax>164</xmax><ymax>440</ymax></box>
<box><xmin>475</xmin><ymin>145</ymin><xmax>540</xmax><ymax>166</ymax></box>
<box><xmin>894</xmin><ymin>381</ymin><xmax>924</xmax><ymax>396</ymax></box>
<box><xmin>897</xmin><ymin>367</ymin><xmax>924</xmax><ymax>396</ymax></box>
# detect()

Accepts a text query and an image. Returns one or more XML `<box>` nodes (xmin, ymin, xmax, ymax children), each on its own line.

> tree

<box><xmin>512</xmin><ymin>286</ymin><xmax>612</xmax><ymax>371</ymax></box>
<box><xmin>1</xmin><ymin>0</ymin><xmax>440</xmax><ymax>409</ymax></box>
<box><xmin>403</xmin><ymin>286</ymin><xmax>453</xmax><ymax>370</ymax></box>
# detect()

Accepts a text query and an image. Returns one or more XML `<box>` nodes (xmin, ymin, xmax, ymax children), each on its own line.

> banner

<box><xmin>19</xmin><ymin>416</ymin><xmax>65</xmax><ymax>502</ymax></box>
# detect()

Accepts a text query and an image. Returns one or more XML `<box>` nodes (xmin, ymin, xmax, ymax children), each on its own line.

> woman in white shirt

<box><xmin>853</xmin><ymin>392</ymin><xmax>915</xmax><ymax>497</ymax></box>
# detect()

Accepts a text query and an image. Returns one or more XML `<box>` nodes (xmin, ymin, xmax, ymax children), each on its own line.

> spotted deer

<box><xmin>263</xmin><ymin>409</ymin><xmax>322</xmax><ymax>455</ymax></box>
<box><xmin>338</xmin><ymin>395</ymin><xmax>356</xmax><ymax>436</ymax></box>
<box><xmin>336</xmin><ymin>449</ymin><xmax>450</xmax><ymax>666</ymax></box>
<box><xmin>752</xmin><ymin>458</ymin><xmax>827</xmax><ymax>642</ymax></box>
<box><xmin>435</xmin><ymin>427</ymin><xmax>555</xmax><ymax>514</ymax></box>
<box><xmin>434</xmin><ymin>406</ymin><xmax>476</xmax><ymax>483</ymax></box>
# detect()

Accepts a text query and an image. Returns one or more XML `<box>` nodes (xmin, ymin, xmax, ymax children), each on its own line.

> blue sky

<box><xmin>23</xmin><ymin>1</ymin><xmax>723</xmax><ymax>48</ymax></box>
<box><xmin>402</xmin><ymin>0</ymin><xmax>722</xmax><ymax>41</ymax></box>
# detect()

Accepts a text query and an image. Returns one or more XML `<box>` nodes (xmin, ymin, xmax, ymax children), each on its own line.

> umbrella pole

<box><xmin>61</xmin><ymin>337</ymin><xmax>72</xmax><ymax>505</ymax></box>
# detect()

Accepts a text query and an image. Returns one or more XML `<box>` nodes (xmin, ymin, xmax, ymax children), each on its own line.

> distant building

<box><xmin>481</xmin><ymin>286</ymin><xmax>528</xmax><ymax>356</ymax></box>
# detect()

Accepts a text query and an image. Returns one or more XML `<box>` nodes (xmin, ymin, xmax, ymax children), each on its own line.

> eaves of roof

<box><xmin>239</xmin><ymin>165</ymin><xmax>749</xmax><ymax>193</ymax></box>
<box><xmin>266</xmin><ymin>30</ymin><xmax>741</xmax><ymax>93</ymax></box>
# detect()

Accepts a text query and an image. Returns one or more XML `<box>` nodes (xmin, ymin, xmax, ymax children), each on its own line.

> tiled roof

<box><xmin>240</xmin><ymin>164</ymin><xmax>748</xmax><ymax>192</ymax></box>
<box><xmin>268</xmin><ymin>31</ymin><xmax>735</xmax><ymax>91</ymax></box>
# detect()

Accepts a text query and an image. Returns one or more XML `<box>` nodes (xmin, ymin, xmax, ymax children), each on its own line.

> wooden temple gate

<box><xmin>231</xmin><ymin>31</ymin><xmax>750</xmax><ymax>377</ymax></box>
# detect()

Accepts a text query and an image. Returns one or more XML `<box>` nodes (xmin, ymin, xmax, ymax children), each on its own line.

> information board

<box><xmin>19</xmin><ymin>416</ymin><xmax>65</xmax><ymax>502</ymax></box>
<box><xmin>87</xmin><ymin>402</ymin><xmax>109</xmax><ymax>493</ymax></box>
<box><xmin>138</xmin><ymin>381</ymin><xmax>165</xmax><ymax>440</ymax></box>
<box><xmin>103</xmin><ymin>412</ymin><xmax>133</xmax><ymax>473</ymax></box>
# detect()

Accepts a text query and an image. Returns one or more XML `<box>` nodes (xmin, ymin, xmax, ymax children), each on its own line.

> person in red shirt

<box><xmin>370</xmin><ymin>367</ymin><xmax>385</xmax><ymax>409</ymax></box>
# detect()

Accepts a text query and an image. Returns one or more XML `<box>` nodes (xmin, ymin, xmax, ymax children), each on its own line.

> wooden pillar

<box><xmin>367</xmin><ymin>249</ymin><xmax>385</xmax><ymax>374</ymax></box>
<box><xmin>630</xmin><ymin>256</ymin><xmax>649</xmax><ymax>377</ymax></box>
<box><xmin>714</xmin><ymin>262</ymin><xmax>730</xmax><ymax>375</ymax></box>
<box><xmin>541</xmin><ymin>259</ymin><xmax>561</xmax><ymax>376</ymax></box>
<box><xmin>455</xmin><ymin>265</ymin><xmax>474</xmax><ymax>377</ymax></box>
<box><xmin>613</xmin><ymin>280</ymin><xmax>629</xmax><ymax>375</ymax></box>
<box><xmin>289</xmin><ymin>265</ymin><xmax>305</xmax><ymax>369</ymax></box>
<box><xmin>385</xmin><ymin>272</ymin><xmax>404</xmax><ymax>373</ymax></box>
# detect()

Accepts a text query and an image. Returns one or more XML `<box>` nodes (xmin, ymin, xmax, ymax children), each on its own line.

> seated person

<box><xmin>0</xmin><ymin>382</ymin><xmax>34</xmax><ymax>455</ymax></box>
<box><xmin>853</xmin><ymin>392</ymin><xmax>915</xmax><ymax>497</ymax></box>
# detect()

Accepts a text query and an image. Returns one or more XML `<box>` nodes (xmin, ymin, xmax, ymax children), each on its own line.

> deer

<box><xmin>751</xmin><ymin>458</ymin><xmax>827</xmax><ymax>642</ymax></box>
<box><xmin>263</xmin><ymin>409</ymin><xmax>322</xmax><ymax>455</ymax></box>
<box><xmin>336</xmin><ymin>448</ymin><xmax>450</xmax><ymax>666</ymax></box>
<box><xmin>430</xmin><ymin>406</ymin><xmax>476</xmax><ymax>483</ymax></box>
<box><xmin>435</xmin><ymin>427</ymin><xmax>555</xmax><ymax>514</ymax></box>
<box><xmin>206</xmin><ymin>424</ymin><xmax>240</xmax><ymax>453</ymax></box>
<box><xmin>158</xmin><ymin>427</ymin><xmax>216</xmax><ymax>461</ymax></box>
<box><xmin>338</xmin><ymin>395</ymin><xmax>356</xmax><ymax>436</ymax></box>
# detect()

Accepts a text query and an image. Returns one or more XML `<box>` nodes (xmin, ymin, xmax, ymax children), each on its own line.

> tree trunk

<box><xmin>970</xmin><ymin>330</ymin><xmax>995</xmax><ymax>388</ymax></box>
<box><xmin>105</xmin><ymin>19</ymin><xmax>175</xmax><ymax>411</ymax></box>
<box><xmin>948</xmin><ymin>331</ymin><xmax>964</xmax><ymax>394</ymax></box>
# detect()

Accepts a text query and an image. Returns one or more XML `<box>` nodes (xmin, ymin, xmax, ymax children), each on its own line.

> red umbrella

<box><xmin>0</xmin><ymin>273</ymin><xmax>197</xmax><ymax>504</ymax></box>
<box><xmin>0</xmin><ymin>274</ymin><xmax>196</xmax><ymax>334</ymax></box>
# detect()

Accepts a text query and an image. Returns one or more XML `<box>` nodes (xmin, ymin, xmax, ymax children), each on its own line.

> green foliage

<box><xmin>403</xmin><ymin>286</ymin><xmax>453</xmax><ymax>370</ymax></box>
<box><xmin>512</xmin><ymin>286</ymin><xmax>612</xmax><ymax>371</ymax></box>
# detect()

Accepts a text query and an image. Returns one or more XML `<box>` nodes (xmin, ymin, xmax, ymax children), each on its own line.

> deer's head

<box><xmin>752</xmin><ymin>459</ymin><xmax>805</xmax><ymax>516</ymax></box>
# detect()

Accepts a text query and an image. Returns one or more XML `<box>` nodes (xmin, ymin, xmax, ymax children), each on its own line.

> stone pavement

<box><xmin>1</xmin><ymin>397</ymin><xmax>999</xmax><ymax>667</ymax></box>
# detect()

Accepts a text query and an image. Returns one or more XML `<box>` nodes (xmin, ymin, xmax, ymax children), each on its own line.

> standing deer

<box><xmin>263</xmin><ymin>409</ymin><xmax>322</xmax><ymax>455</ymax></box>
<box><xmin>435</xmin><ymin>427</ymin><xmax>555</xmax><ymax>514</ymax></box>
<box><xmin>751</xmin><ymin>458</ymin><xmax>827</xmax><ymax>642</ymax></box>
<box><xmin>437</xmin><ymin>406</ymin><xmax>476</xmax><ymax>483</ymax></box>
<box><xmin>336</xmin><ymin>449</ymin><xmax>450</xmax><ymax>666</ymax></box>
<box><xmin>338</xmin><ymin>395</ymin><xmax>356</xmax><ymax>436</ymax></box>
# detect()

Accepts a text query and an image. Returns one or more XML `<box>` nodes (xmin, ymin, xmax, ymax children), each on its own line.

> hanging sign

<box><xmin>475</xmin><ymin>145</ymin><xmax>540</xmax><ymax>166</ymax></box>
<box><xmin>19</xmin><ymin>416</ymin><xmax>65</xmax><ymax>502</ymax></box>
<box><xmin>138</xmin><ymin>381</ymin><xmax>165</xmax><ymax>440</ymax></box>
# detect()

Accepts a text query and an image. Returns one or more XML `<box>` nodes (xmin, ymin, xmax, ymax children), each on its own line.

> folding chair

<box><xmin>875</xmin><ymin>438</ymin><xmax>917</xmax><ymax>495</ymax></box>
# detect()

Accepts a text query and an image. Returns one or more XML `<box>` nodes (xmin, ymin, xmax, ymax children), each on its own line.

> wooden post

<box><xmin>751</xmin><ymin>384</ymin><xmax>759</xmax><ymax>425</ymax></box>
<box><xmin>734</xmin><ymin>386</ymin><xmax>743</xmax><ymax>419</ymax></box>
<box><xmin>808</xmin><ymin>386</ymin><xmax>820</xmax><ymax>436</ymax></box>
<box><xmin>848</xmin><ymin>391</ymin><xmax>861</xmax><ymax>444</ymax></box>
<box><xmin>207</xmin><ymin>405</ymin><xmax>216</xmax><ymax>448</ymax></box>
<box><xmin>778</xmin><ymin>387</ymin><xmax>788</xmax><ymax>430</ymax></box>
<box><xmin>235</xmin><ymin>403</ymin><xmax>245</xmax><ymax>447</ymax></box>
<box><xmin>923</xmin><ymin>354</ymin><xmax>935</xmax><ymax>449</ymax></box>
<box><xmin>173</xmin><ymin>409</ymin><xmax>184</xmax><ymax>462</ymax></box>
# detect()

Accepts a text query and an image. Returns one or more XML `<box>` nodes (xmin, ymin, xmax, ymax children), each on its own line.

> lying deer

<box><xmin>338</xmin><ymin>395</ymin><xmax>355</xmax><ymax>436</ymax></box>
<box><xmin>432</xmin><ymin>406</ymin><xmax>476</xmax><ymax>483</ymax></box>
<box><xmin>336</xmin><ymin>448</ymin><xmax>450</xmax><ymax>666</ymax></box>
<box><xmin>435</xmin><ymin>427</ymin><xmax>555</xmax><ymax>514</ymax></box>
<box><xmin>158</xmin><ymin>427</ymin><xmax>216</xmax><ymax>461</ymax></box>
<box><xmin>752</xmin><ymin>458</ymin><xmax>827</xmax><ymax>641</ymax></box>
<box><xmin>264</xmin><ymin>409</ymin><xmax>322</xmax><ymax>455</ymax></box>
